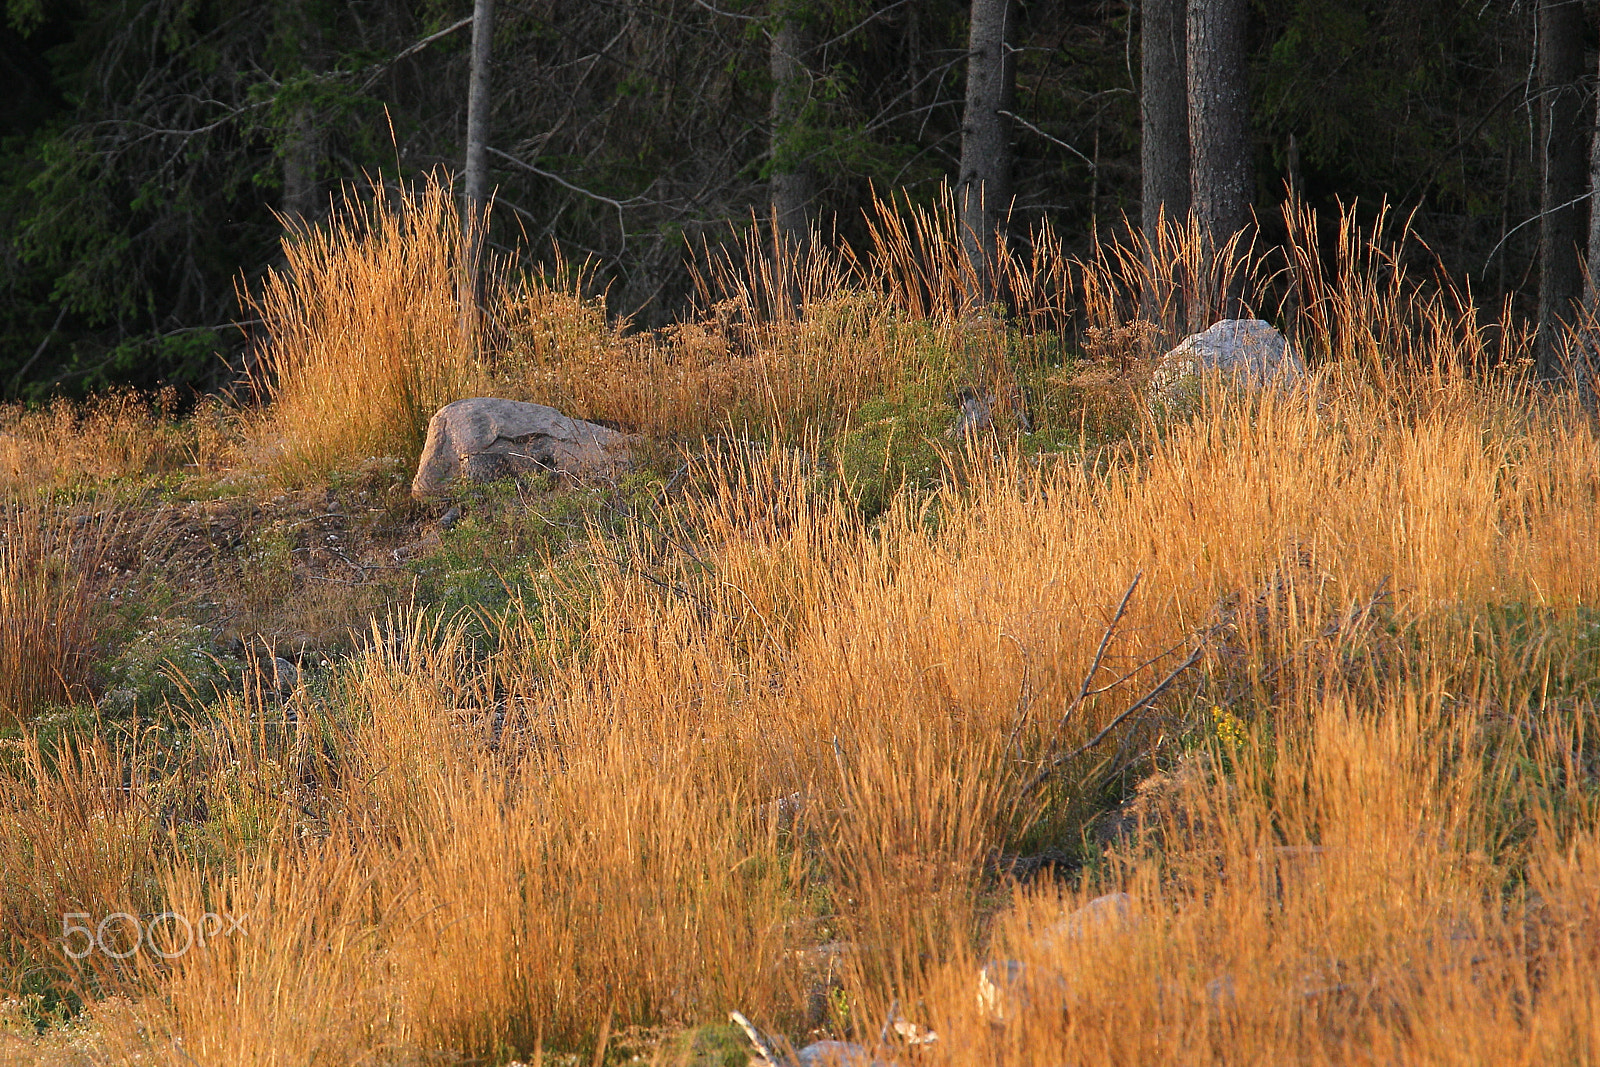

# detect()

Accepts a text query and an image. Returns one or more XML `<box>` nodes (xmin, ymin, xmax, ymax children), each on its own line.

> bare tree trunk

<box><xmin>769</xmin><ymin>8</ymin><xmax>813</xmax><ymax>246</ymax></box>
<box><xmin>1587</xmin><ymin>32</ymin><xmax>1600</xmax><ymax>318</ymax></box>
<box><xmin>277</xmin><ymin>9</ymin><xmax>323</xmax><ymax>233</ymax></box>
<box><xmin>957</xmin><ymin>0</ymin><xmax>1016</xmax><ymax>302</ymax></box>
<box><xmin>1141</xmin><ymin>0</ymin><xmax>1189</xmax><ymax>245</ymax></box>
<box><xmin>462</xmin><ymin>0</ymin><xmax>495</xmax><ymax>345</ymax></box>
<box><xmin>281</xmin><ymin>104</ymin><xmax>322</xmax><ymax>231</ymax></box>
<box><xmin>1537</xmin><ymin>0</ymin><xmax>1584</xmax><ymax>378</ymax></box>
<box><xmin>1187</xmin><ymin>0</ymin><xmax>1251</xmax><ymax>315</ymax></box>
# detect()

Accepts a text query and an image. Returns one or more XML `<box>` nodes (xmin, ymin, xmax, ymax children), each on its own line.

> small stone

<box><xmin>976</xmin><ymin>958</ymin><xmax>1028</xmax><ymax>1020</ymax></box>
<box><xmin>249</xmin><ymin>656</ymin><xmax>299</xmax><ymax>700</ymax></box>
<box><xmin>796</xmin><ymin>1040</ymin><xmax>877</xmax><ymax>1067</ymax></box>
<box><xmin>438</xmin><ymin>505</ymin><xmax>462</xmax><ymax>530</ymax></box>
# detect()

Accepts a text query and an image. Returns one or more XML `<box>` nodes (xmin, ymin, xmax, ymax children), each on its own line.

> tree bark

<box><xmin>281</xmin><ymin>103</ymin><xmax>322</xmax><ymax>230</ymax></box>
<box><xmin>462</xmin><ymin>0</ymin><xmax>495</xmax><ymax>343</ymax></box>
<box><xmin>957</xmin><ymin>0</ymin><xmax>1016</xmax><ymax>299</ymax></box>
<box><xmin>769</xmin><ymin>8</ymin><xmax>813</xmax><ymax>247</ymax></box>
<box><xmin>1186</xmin><ymin>0</ymin><xmax>1250</xmax><ymax>250</ymax></box>
<box><xmin>1537</xmin><ymin>0</ymin><xmax>1585</xmax><ymax>377</ymax></box>
<box><xmin>276</xmin><ymin>8</ymin><xmax>324</xmax><ymax>233</ymax></box>
<box><xmin>463</xmin><ymin>0</ymin><xmax>495</xmax><ymax>275</ymax></box>
<box><xmin>1141</xmin><ymin>0</ymin><xmax>1189</xmax><ymax>246</ymax></box>
<box><xmin>1587</xmin><ymin>29</ymin><xmax>1600</xmax><ymax>318</ymax></box>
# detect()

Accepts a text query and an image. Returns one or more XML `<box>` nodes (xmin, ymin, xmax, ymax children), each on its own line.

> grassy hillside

<box><xmin>2</xmin><ymin>186</ymin><xmax>1599</xmax><ymax>1066</ymax></box>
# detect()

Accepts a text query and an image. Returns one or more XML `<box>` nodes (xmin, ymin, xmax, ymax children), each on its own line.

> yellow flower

<box><xmin>1212</xmin><ymin>705</ymin><xmax>1248</xmax><ymax>749</ymax></box>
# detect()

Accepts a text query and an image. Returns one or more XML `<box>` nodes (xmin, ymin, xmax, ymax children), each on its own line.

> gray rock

<box><xmin>796</xmin><ymin>1041</ymin><xmax>878</xmax><ymax>1067</ymax></box>
<box><xmin>976</xmin><ymin>892</ymin><xmax>1139</xmax><ymax>1022</ymax></box>
<box><xmin>1038</xmin><ymin>891</ymin><xmax>1135</xmax><ymax>947</ymax></box>
<box><xmin>245</xmin><ymin>656</ymin><xmax>299</xmax><ymax>701</ymax></box>
<box><xmin>1149</xmin><ymin>319</ymin><xmax>1304</xmax><ymax>409</ymax></box>
<box><xmin>950</xmin><ymin>387</ymin><xmax>1032</xmax><ymax>438</ymax></box>
<box><xmin>411</xmin><ymin>398</ymin><xmax>633</xmax><ymax>498</ymax></box>
<box><xmin>1205</xmin><ymin>973</ymin><xmax>1237</xmax><ymax>1006</ymax></box>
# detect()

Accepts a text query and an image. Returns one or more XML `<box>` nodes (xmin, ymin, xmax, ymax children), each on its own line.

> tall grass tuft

<box><xmin>244</xmin><ymin>173</ymin><xmax>486</xmax><ymax>481</ymax></box>
<box><xmin>1277</xmin><ymin>197</ymin><xmax>1526</xmax><ymax>387</ymax></box>
<box><xmin>1077</xmin><ymin>206</ymin><xmax>1261</xmax><ymax>354</ymax></box>
<box><xmin>0</xmin><ymin>729</ymin><xmax>164</xmax><ymax>1003</ymax></box>
<box><xmin>0</xmin><ymin>496</ymin><xmax>115</xmax><ymax>723</ymax></box>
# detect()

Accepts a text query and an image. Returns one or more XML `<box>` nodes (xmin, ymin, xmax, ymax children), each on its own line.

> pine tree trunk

<box><xmin>281</xmin><ymin>104</ymin><xmax>322</xmax><ymax>230</ymax></box>
<box><xmin>1141</xmin><ymin>0</ymin><xmax>1189</xmax><ymax>245</ymax></box>
<box><xmin>277</xmin><ymin>10</ymin><xmax>323</xmax><ymax>233</ymax></box>
<box><xmin>957</xmin><ymin>0</ymin><xmax>1016</xmax><ymax>300</ymax></box>
<box><xmin>462</xmin><ymin>0</ymin><xmax>495</xmax><ymax>342</ymax></box>
<box><xmin>1537</xmin><ymin>0</ymin><xmax>1584</xmax><ymax>378</ymax></box>
<box><xmin>769</xmin><ymin>9</ymin><xmax>813</xmax><ymax>247</ymax></box>
<box><xmin>1587</xmin><ymin>34</ymin><xmax>1600</xmax><ymax>318</ymax></box>
<box><xmin>1186</xmin><ymin>0</ymin><xmax>1251</xmax><ymax>264</ymax></box>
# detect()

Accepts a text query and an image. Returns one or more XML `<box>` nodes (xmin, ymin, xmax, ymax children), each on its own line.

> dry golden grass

<box><xmin>249</xmin><ymin>181</ymin><xmax>970</xmax><ymax>466</ymax></box>
<box><xmin>5</xmin><ymin>198</ymin><xmax>1600</xmax><ymax>1064</ymax></box>
<box><xmin>0</xmin><ymin>390</ymin><xmax>224</xmax><ymax>494</ymax></box>
<box><xmin>246</xmin><ymin>182</ymin><xmax>1063</xmax><ymax>462</ymax></box>
<box><xmin>926</xmin><ymin>683</ymin><xmax>1600</xmax><ymax>1066</ymax></box>
<box><xmin>496</xmin><ymin>285</ymin><xmax>949</xmax><ymax>441</ymax></box>
<box><xmin>0</xmin><ymin>499</ymin><xmax>118</xmax><ymax>723</ymax></box>
<box><xmin>0</xmin><ymin>729</ymin><xmax>164</xmax><ymax>1010</ymax></box>
<box><xmin>244</xmin><ymin>173</ymin><xmax>487</xmax><ymax>481</ymax></box>
<box><xmin>493</xmin><ymin>204</ymin><xmax>1044</xmax><ymax>442</ymax></box>
<box><xmin>4</xmin><ymin>365</ymin><xmax>1592</xmax><ymax>1064</ymax></box>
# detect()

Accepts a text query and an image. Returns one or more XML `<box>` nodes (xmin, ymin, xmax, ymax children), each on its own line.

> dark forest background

<box><xmin>0</xmin><ymin>0</ymin><xmax>1591</xmax><ymax>399</ymax></box>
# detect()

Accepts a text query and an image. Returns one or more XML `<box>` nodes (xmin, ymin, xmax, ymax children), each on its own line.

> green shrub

<box><xmin>833</xmin><ymin>395</ymin><xmax>950</xmax><ymax>518</ymax></box>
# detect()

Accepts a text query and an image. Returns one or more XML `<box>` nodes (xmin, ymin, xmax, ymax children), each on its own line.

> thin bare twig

<box><xmin>812</xmin><ymin>0</ymin><xmax>914</xmax><ymax>52</ymax></box>
<box><xmin>1030</xmin><ymin>633</ymin><xmax>1203</xmax><ymax>793</ymax></box>
<box><xmin>997</xmin><ymin>110</ymin><xmax>1096</xmax><ymax>170</ymax></box>
<box><xmin>692</xmin><ymin>0</ymin><xmax>764</xmax><ymax>20</ymax></box>
<box><xmin>1014</xmin><ymin>572</ymin><xmax>1221</xmax><ymax>794</ymax></box>
<box><xmin>1023</xmin><ymin>635</ymin><xmax>1210</xmax><ymax>795</ymax></box>
<box><xmin>1484</xmin><ymin>190</ymin><xmax>1594</xmax><ymax>269</ymax></box>
<box><xmin>487</xmin><ymin>146</ymin><xmax>642</xmax><ymax>248</ymax></box>
<box><xmin>1045</xmin><ymin>571</ymin><xmax>1141</xmax><ymax>739</ymax></box>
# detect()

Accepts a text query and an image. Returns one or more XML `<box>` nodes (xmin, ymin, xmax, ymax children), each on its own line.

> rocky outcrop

<box><xmin>1149</xmin><ymin>319</ymin><xmax>1304</xmax><ymax>409</ymax></box>
<box><xmin>411</xmin><ymin>398</ymin><xmax>632</xmax><ymax>498</ymax></box>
